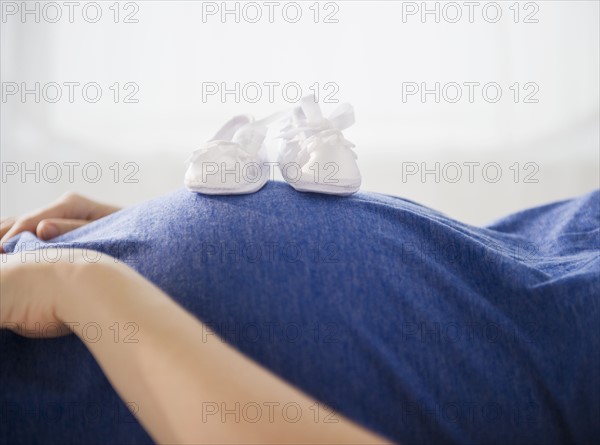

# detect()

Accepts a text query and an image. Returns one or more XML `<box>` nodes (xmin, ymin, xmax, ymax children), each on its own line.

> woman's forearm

<box><xmin>56</xmin><ymin>257</ymin><xmax>388</xmax><ymax>444</ymax></box>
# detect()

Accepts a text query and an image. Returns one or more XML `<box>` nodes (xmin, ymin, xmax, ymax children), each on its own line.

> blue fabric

<box><xmin>1</xmin><ymin>182</ymin><xmax>599</xmax><ymax>444</ymax></box>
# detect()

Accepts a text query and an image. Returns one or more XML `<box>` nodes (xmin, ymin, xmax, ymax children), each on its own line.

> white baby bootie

<box><xmin>184</xmin><ymin>114</ymin><xmax>270</xmax><ymax>195</ymax></box>
<box><xmin>277</xmin><ymin>96</ymin><xmax>361</xmax><ymax>196</ymax></box>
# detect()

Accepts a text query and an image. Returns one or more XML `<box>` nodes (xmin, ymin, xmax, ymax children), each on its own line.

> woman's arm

<box><xmin>1</xmin><ymin>250</ymin><xmax>389</xmax><ymax>444</ymax></box>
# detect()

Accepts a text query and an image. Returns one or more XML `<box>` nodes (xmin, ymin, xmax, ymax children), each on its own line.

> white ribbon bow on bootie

<box><xmin>279</xmin><ymin>99</ymin><xmax>355</xmax><ymax>141</ymax></box>
<box><xmin>278</xmin><ymin>99</ymin><xmax>358</xmax><ymax>165</ymax></box>
<box><xmin>302</xmin><ymin>129</ymin><xmax>358</xmax><ymax>159</ymax></box>
<box><xmin>186</xmin><ymin>140</ymin><xmax>255</xmax><ymax>165</ymax></box>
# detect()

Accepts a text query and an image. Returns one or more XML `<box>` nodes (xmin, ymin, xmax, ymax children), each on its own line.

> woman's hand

<box><xmin>0</xmin><ymin>192</ymin><xmax>120</xmax><ymax>252</ymax></box>
<box><xmin>0</xmin><ymin>248</ymin><xmax>119</xmax><ymax>338</ymax></box>
<box><xmin>0</xmin><ymin>249</ymin><xmax>75</xmax><ymax>337</ymax></box>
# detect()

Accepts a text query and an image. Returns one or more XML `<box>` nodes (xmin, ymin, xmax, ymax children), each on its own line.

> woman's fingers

<box><xmin>0</xmin><ymin>215</ymin><xmax>41</xmax><ymax>253</ymax></box>
<box><xmin>0</xmin><ymin>217</ymin><xmax>16</xmax><ymax>240</ymax></box>
<box><xmin>86</xmin><ymin>201</ymin><xmax>122</xmax><ymax>221</ymax></box>
<box><xmin>0</xmin><ymin>195</ymin><xmax>78</xmax><ymax>250</ymax></box>
<box><xmin>0</xmin><ymin>192</ymin><xmax>119</xmax><ymax>253</ymax></box>
<box><xmin>36</xmin><ymin>218</ymin><xmax>90</xmax><ymax>240</ymax></box>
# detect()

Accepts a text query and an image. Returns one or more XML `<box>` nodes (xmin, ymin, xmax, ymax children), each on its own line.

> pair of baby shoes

<box><xmin>184</xmin><ymin>96</ymin><xmax>361</xmax><ymax>196</ymax></box>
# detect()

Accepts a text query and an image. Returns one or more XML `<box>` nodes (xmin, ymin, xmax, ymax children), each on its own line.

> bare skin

<box><xmin>0</xmin><ymin>195</ymin><xmax>390</xmax><ymax>444</ymax></box>
<box><xmin>0</xmin><ymin>192</ymin><xmax>120</xmax><ymax>253</ymax></box>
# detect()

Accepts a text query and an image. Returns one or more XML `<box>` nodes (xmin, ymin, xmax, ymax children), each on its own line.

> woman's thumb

<box><xmin>36</xmin><ymin>218</ymin><xmax>90</xmax><ymax>240</ymax></box>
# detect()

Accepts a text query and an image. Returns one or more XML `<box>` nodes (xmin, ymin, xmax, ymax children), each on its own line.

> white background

<box><xmin>1</xmin><ymin>0</ymin><xmax>599</xmax><ymax>224</ymax></box>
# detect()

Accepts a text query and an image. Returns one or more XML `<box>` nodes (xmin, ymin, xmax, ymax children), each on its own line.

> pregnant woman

<box><xmin>1</xmin><ymin>183</ymin><xmax>599</xmax><ymax>444</ymax></box>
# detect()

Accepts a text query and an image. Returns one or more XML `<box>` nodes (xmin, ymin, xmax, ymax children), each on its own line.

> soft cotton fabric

<box><xmin>1</xmin><ymin>182</ymin><xmax>599</xmax><ymax>444</ymax></box>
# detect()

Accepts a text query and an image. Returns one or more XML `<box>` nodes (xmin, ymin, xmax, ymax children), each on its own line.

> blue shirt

<box><xmin>2</xmin><ymin>182</ymin><xmax>599</xmax><ymax>444</ymax></box>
